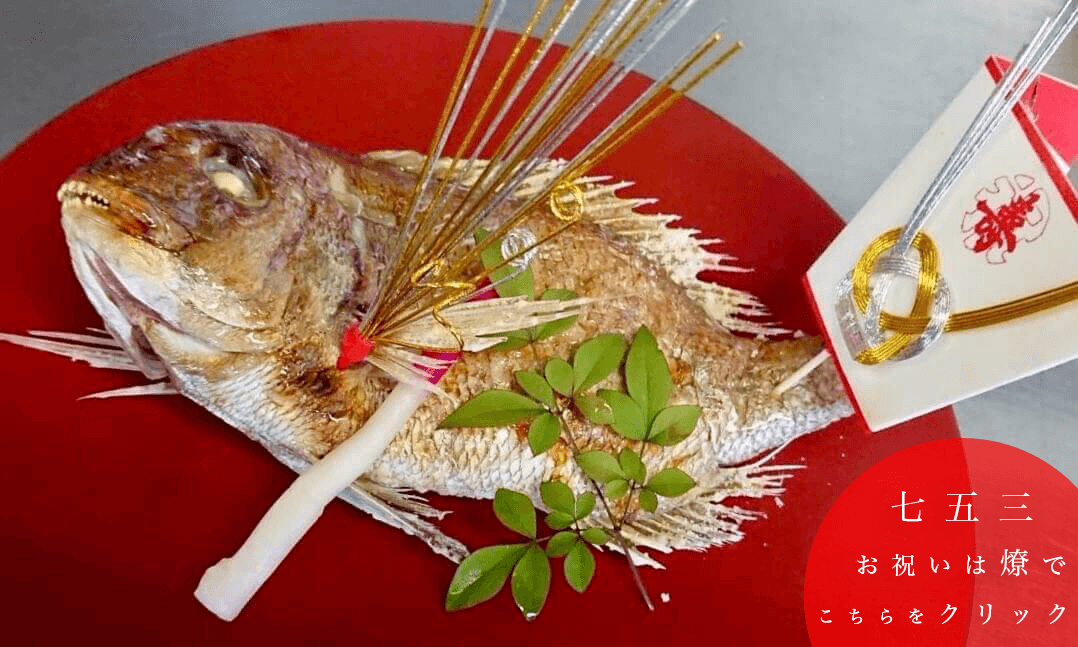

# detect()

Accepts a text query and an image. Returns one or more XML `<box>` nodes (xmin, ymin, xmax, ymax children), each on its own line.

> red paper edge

<box><xmin>986</xmin><ymin>56</ymin><xmax>1078</xmax><ymax>223</ymax></box>
<box><xmin>989</xmin><ymin>54</ymin><xmax>1078</xmax><ymax>165</ymax></box>
<box><xmin>801</xmin><ymin>274</ymin><xmax>872</xmax><ymax>435</ymax></box>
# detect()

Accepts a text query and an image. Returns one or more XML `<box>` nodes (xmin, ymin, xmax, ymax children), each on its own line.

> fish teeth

<box><xmin>57</xmin><ymin>180</ymin><xmax>111</xmax><ymax>208</ymax></box>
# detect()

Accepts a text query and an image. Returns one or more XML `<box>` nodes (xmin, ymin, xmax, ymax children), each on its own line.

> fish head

<box><xmin>58</xmin><ymin>121</ymin><xmax>365</xmax><ymax>379</ymax></box>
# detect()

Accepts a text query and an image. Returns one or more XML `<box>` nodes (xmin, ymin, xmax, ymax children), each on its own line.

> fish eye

<box><xmin>201</xmin><ymin>143</ymin><xmax>268</xmax><ymax>207</ymax></box>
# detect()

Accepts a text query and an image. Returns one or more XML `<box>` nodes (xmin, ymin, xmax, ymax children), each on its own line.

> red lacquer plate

<box><xmin>0</xmin><ymin>22</ymin><xmax>958</xmax><ymax>646</ymax></box>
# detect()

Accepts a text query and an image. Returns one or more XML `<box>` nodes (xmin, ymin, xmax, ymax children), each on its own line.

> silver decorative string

<box><xmin>896</xmin><ymin>0</ymin><xmax>1078</xmax><ymax>255</ymax></box>
<box><xmin>500</xmin><ymin>228</ymin><xmax>539</xmax><ymax>273</ymax></box>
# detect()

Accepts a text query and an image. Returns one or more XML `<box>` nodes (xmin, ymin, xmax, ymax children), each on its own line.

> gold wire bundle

<box><xmin>354</xmin><ymin>0</ymin><xmax>741</xmax><ymax>359</ymax></box>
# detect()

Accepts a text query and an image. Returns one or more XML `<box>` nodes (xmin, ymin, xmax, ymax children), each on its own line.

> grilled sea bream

<box><xmin>28</xmin><ymin>121</ymin><xmax>851</xmax><ymax>562</ymax></box>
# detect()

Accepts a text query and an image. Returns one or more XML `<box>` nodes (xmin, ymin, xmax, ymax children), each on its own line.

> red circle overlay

<box><xmin>0</xmin><ymin>21</ymin><xmax>959</xmax><ymax>645</ymax></box>
<box><xmin>806</xmin><ymin>438</ymin><xmax>1077</xmax><ymax>646</ymax></box>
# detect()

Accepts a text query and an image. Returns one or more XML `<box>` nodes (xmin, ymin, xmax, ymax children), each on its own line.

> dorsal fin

<box><xmin>366</xmin><ymin>150</ymin><xmax>781</xmax><ymax>335</ymax></box>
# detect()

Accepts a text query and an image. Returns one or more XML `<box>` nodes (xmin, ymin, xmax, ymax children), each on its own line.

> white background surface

<box><xmin>2</xmin><ymin>0</ymin><xmax>1076</xmax><ymax>478</ymax></box>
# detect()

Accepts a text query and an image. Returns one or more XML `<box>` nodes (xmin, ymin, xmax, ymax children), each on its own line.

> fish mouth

<box><xmin>59</xmin><ymin>196</ymin><xmax>185</xmax><ymax>380</ymax></box>
<box><xmin>57</xmin><ymin>180</ymin><xmax>113</xmax><ymax>210</ymax></box>
<box><xmin>61</xmin><ymin>190</ymin><xmax>279</xmax><ymax>364</ymax></box>
<box><xmin>57</xmin><ymin>177</ymin><xmax>157</xmax><ymax>239</ymax></box>
<box><xmin>58</xmin><ymin>181</ymin><xmax>184</xmax><ymax>353</ymax></box>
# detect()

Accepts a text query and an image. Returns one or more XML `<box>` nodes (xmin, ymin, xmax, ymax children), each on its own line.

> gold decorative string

<box><xmin>880</xmin><ymin>282</ymin><xmax>1078</xmax><ymax>333</ymax></box>
<box><xmin>548</xmin><ymin>182</ymin><xmax>585</xmax><ymax>221</ymax></box>
<box><xmin>407</xmin><ymin>259</ymin><xmax>477</xmax><ymax>351</ymax></box>
<box><xmin>850</xmin><ymin>228</ymin><xmax>1078</xmax><ymax>364</ymax></box>
<box><xmin>850</xmin><ymin>229</ymin><xmax>939</xmax><ymax>365</ymax></box>
<box><xmin>355</xmin><ymin>0</ymin><xmax>743</xmax><ymax>355</ymax></box>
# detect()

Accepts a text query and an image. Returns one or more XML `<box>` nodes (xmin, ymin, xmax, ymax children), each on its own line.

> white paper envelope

<box><xmin>805</xmin><ymin>57</ymin><xmax>1078</xmax><ymax>432</ymax></box>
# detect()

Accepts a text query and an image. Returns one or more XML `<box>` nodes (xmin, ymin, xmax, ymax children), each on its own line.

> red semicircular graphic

<box><xmin>807</xmin><ymin>438</ymin><xmax>1077</xmax><ymax>646</ymax></box>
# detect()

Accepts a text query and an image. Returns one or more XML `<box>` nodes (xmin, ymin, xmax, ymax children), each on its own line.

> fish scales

<box><xmin>30</xmin><ymin>121</ymin><xmax>850</xmax><ymax>562</ymax></box>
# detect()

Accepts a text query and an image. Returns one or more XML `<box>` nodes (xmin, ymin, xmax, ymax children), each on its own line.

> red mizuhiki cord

<box><xmin>336</xmin><ymin>281</ymin><xmax>497</xmax><ymax>374</ymax></box>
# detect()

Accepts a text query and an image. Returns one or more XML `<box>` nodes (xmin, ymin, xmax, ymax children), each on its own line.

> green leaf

<box><xmin>581</xmin><ymin>527</ymin><xmax>610</xmax><ymax>545</ymax></box>
<box><xmin>544</xmin><ymin>511</ymin><xmax>575</xmax><ymax>530</ymax></box>
<box><xmin>545</xmin><ymin>531</ymin><xmax>578</xmax><ymax>557</ymax></box>
<box><xmin>544</xmin><ymin>358</ymin><xmax>574</xmax><ymax>396</ymax></box>
<box><xmin>646</xmin><ymin>467</ymin><xmax>696</xmax><ymax>497</ymax></box>
<box><xmin>573</xmin><ymin>393</ymin><xmax>614</xmax><ymax>425</ymax></box>
<box><xmin>531</xmin><ymin>289</ymin><xmax>580</xmax><ymax>341</ymax></box>
<box><xmin>575</xmin><ymin>491</ymin><xmax>596</xmax><ymax>520</ymax></box>
<box><xmin>575</xmin><ymin>451</ymin><xmax>624</xmax><ymax>483</ymax></box>
<box><xmin>493</xmin><ymin>488</ymin><xmax>536</xmax><ymax>538</ymax></box>
<box><xmin>511</xmin><ymin>544</ymin><xmax>551</xmax><ymax>620</ymax></box>
<box><xmin>638</xmin><ymin>488</ymin><xmax>658</xmax><ymax>513</ymax></box>
<box><xmin>647</xmin><ymin>404</ymin><xmax>702</xmax><ymax>445</ymax></box>
<box><xmin>515</xmin><ymin>370</ymin><xmax>554</xmax><ymax>408</ymax></box>
<box><xmin>487</xmin><ymin>329</ymin><xmax>532</xmax><ymax>352</ymax></box>
<box><xmin>445</xmin><ymin>543</ymin><xmax>529</xmax><ymax>611</ymax></box>
<box><xmin>540</xmin><ymin>288</ymin><xmax>578</xmax><ymax>300</ymax></box>
<box><xmin>597</xmin><ymin>389</ymin><xmax>647</xmax><ymax>441</ymax></box>
<box><xmin>564</xmin><ymin>541</ymin><xmax>596</xmax><ymax>593</ymax></box>
<box><xmin>527</xmin><ymin>413</ymin><xmax>561</xmax><ymax>456</ymax></box>
<box><xmin>475</xmin><ymin>228</ymin><xmax>534</xmax><ymax>300</ymax></box>
<box><xmin>605</xmin><ymin>478</ymin><xmax>630</xmax><ymax>499</ymax></box>
<box><xmin>618</xmin><ymin>448</ymin><xmax>646</xmax><ymax>483</ymax></box>
<box><xmin>439</xmin><ymin>390</ymin><xmax>545</xmax><ymax>428</ymax></box>
<box><xmin>572</xmin><ymin>334</ymin><xmax>628</xmax><ymax>393</ymax></box>
<box><xmin>539</xmin><ymin>481</ymin><xmax>575</xmax><ymax>515</ymax></box>
<box><xmin>625</xmin><ymin>326</ymin><xmax>673</xmax><ymax>424</ymax></box>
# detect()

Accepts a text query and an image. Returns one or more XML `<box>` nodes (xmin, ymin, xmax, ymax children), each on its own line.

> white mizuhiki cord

<box><xmin>774</xmin><ymin>0</ymin><xmax>1078</xmax><ymax>396</ymax></box>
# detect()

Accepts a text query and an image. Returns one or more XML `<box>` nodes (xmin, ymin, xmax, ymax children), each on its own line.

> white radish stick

<box><xmin>194</xmin><ymin>381</ymin><xmax>430</xmax><ymax>621</ymax></box>
<box><xmin>772</xmin><ymin>349</ymin><xmax>831</xmax><ymax>396</ymax></box>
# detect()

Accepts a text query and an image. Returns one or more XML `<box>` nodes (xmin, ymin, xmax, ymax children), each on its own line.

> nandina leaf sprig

<box><xmin>439</xmin><ymin>326</ymin><xmax>700</xmax><ymax>618</ymax></box>
<box><xmin>444</xmin><ymin>487</ymin><xmax>607</xmax><ymax>617</ymax></box>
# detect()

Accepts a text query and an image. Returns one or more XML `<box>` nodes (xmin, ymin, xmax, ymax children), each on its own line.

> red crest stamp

<box><xmin>961</xmin><ymin>175</ymin><xmax>1049</xmax><ymax>264</ymax></box>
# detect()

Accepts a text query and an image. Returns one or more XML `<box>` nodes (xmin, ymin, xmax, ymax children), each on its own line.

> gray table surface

<box><xmin>3</xmin><ymin>0</ymin><xmax>1076</xmax><ymax>479</ymax></box>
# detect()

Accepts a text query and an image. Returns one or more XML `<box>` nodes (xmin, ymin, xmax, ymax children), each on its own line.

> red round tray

<box><xmin>0</xmin><ymin>21</ymin><xmax>958</xmax><ymax>645</ymax></box>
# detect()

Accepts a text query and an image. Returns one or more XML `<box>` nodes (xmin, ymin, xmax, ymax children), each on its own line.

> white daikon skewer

<box><xmin>194</xmin><ymin>382</ymin><xmax>430</xmax><ymax>621</ymax></box>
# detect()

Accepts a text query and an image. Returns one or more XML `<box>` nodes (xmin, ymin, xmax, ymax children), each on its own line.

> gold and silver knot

<box><xmin>837</xmin><ymin>228</ymin><xmax>1078</xmax><ymax>366</ymax></box>
<box><xmin>836</xmin><ymin>228</ymin><xmax>952</xmax><ymax>365</ymax></box>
